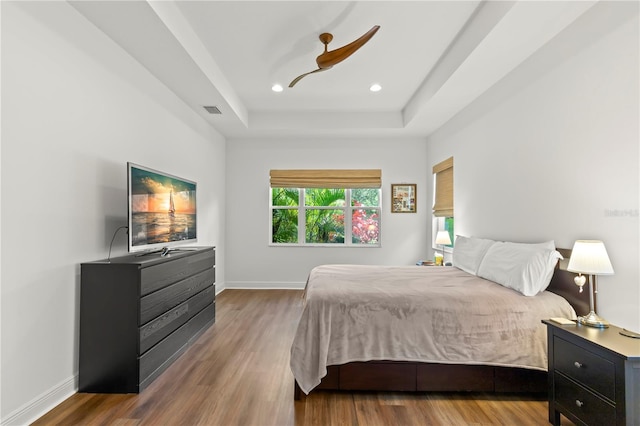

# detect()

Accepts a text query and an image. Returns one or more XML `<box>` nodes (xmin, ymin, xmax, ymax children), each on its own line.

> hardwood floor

<box><xmin>33</xmin><ymin>289</ymin><xmax>574</xmax><ymax>425</ymax></box>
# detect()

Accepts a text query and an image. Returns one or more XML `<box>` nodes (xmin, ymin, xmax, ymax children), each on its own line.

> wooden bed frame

<box><xmin>294</xmin><ymin>248</ymin><xmax>589</xmax><ymax>400</ymax></box>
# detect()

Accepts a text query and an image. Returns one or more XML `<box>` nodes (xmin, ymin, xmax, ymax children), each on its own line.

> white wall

<box><xmin>1</xmin><ymin>2</ymin><xmax>226</xmax><ymax>424</ymax></box>
<box><xmin>2</xmin><ymin>0</ymin><xmax>637</xmax><ymax>424</ymax></box>
<box><xmin>225</xmin><ymin>138</ymin><xmax>429</xmax><ymax>288</ymax></box>
<box><xmin>426</xmin><ymin>2</ymin><xmax>639</xmax><ymax>331</ymax></box>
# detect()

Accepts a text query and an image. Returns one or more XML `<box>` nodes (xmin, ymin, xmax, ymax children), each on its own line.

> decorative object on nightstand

<box><xmin>435</xmin><ymin>230</ymin><xmax>451</xmax><ymax>266</ymax></box>
<box><xmin>567</xmin><ymin>240</ymin><xmax>614</xmax><ymax>328</ymax></box>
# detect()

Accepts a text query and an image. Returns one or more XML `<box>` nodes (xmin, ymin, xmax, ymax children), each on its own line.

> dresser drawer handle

<box><xmin>575</xmin><ymin>400</ymin><xmax>584</xmax><ymax>408</ymax></box>
<box><xmin>574</xmin><ymin>361</ymin><xmax>583</xmax><ymax>368</ymax></box>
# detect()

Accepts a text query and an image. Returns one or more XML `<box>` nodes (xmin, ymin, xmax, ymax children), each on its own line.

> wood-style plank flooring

<box><xmin>33</xmin><ymin>289</ymin><xmax>574</xmax><ymax>425</ymax></box>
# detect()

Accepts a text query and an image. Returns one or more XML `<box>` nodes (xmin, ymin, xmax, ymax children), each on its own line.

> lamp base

<box><xmin>577</xmin><ymin>311</ymin><xmax>610</xmax><ymax>328</ymax></box>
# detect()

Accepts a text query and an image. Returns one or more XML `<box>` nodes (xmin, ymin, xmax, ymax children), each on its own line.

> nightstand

<box><xmin>416</xmin><ymin>261</ymin><xmax>452</xmax><ymax>266</ymax></box>
<box><xmin>543</xmin><ymin>320</ymin><xmax>640</xmax><ymax>426</ymax></box>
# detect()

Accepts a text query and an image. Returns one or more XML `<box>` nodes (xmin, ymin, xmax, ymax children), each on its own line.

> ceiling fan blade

<box><xmin>288</xmin><ymin>67</ymin><xmax>331</xmax><ymax>88</ymax></box>
<box><xmin>288</xmin><ymin>25</ymin><xmax>380</xmax><ymax>88</ymax></box>
<box><xmin>316</xmin><ymin>25</ymin><xmax>380</xmax><ymax>69</ymax></box>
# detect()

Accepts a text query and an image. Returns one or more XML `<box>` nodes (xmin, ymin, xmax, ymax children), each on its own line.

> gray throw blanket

<box><xmin>290</xmin><ymin>264</ymin><xmax>576</xmax><ymax>394</ymax></box>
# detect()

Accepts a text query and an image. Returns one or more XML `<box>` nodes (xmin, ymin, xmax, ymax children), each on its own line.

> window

<box><xmin>433</xmin><ymin>216</ymin><xmax>454</xmax><ymax>250</ymax></box>
<box><xmin>432</xmin><ymin>157</ymin><xmax>454</xmax><ymax>249</ymax></box>
<box><xmin>270</xmin><ymin>170</ymin><xmax>382</xmax><ymax>246</ymax></box>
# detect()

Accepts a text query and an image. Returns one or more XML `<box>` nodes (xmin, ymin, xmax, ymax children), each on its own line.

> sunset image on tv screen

<box><xmin>129</xmin><ymin>165</ymin><xmax>197</xmax><ymax>247</ymax></box>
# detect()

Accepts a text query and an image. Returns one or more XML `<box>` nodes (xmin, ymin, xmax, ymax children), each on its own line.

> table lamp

<box><xmin>567</xmin><ymin>240</ymin><xmax>614</xmax><ymax>328</ymax></box>
<box><xmin>435</xmin><ymin>231</ymin><xmax>452</xmax><ymax>266</ymax></box>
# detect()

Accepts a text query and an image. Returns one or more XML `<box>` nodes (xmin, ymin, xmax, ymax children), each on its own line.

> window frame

<box><xmin>432</xmin><ymin>157</ymin><xmax>454</xmax><ymax>255</ymax></box>
<box><xmin>269</xmin><ymin>187</ymin><xmax>382</xmax><ymax>247</ymax></box>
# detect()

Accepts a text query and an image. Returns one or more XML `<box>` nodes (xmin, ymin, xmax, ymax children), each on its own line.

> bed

<box><xmin>291</xmin><ymin>240</ymin><xmax>590</xmax><ymax>400</ymax></box>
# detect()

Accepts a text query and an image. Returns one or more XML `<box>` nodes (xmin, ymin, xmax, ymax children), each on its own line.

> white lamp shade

<box><xmin>435</xmin><ymin>231</ymin><xmax>452</xmax><ymax>246</ymax></box>
<box><xmin>567</xmin><ymin>240</ymin><xmax>614</xmax><ymax>275</ymax></box>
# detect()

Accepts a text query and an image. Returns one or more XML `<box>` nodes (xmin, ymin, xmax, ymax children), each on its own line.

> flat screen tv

<box><xmin>127</xmin><ymin>162</ymin><xmax>197</xmax><ymax>253</ymax></box>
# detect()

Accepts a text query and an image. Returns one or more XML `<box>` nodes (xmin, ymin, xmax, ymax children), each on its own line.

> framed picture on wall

<box><xmin>391</xmin><ymin>184</ymin><xmax>416</xmax><ymax>213</ymax></box>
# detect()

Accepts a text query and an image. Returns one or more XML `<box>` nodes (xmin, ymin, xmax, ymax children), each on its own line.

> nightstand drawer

<box><xmin>555</xmin><ymin>372</ymin><xmax>616</xmax><ymax>426</ymax></box>
<box><xmin>554</xmin><ymin>336</ymin><xmax>615</xmax><ymax>400</ymax></box>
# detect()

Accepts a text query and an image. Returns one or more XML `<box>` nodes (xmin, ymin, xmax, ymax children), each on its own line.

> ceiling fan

<box><xmin>289</xmin><ymin>25</ymin><xmax>381</xmax><ymax>88</ymax></box>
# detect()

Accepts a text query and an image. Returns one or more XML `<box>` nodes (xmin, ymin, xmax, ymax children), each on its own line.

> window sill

<box><xmin>432</xmin><ymin>245</ymin><xmax>453</xmax><ymax>254</ymax></box>
<box><xmin>269</xmin><ymin>243</ymin><xmax>381</xmax><ymax>248</ymax></box>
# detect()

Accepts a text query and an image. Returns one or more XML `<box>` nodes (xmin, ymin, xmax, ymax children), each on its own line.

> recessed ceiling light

<box><xmin>370</xmin><ymin>83</ymin><xmax>382</xmax><ymax>92</ymax></box>
<box><xmin>272</xmin><ymin>84</ymin><xmax>283</xmax><ymax>92</ymax></box>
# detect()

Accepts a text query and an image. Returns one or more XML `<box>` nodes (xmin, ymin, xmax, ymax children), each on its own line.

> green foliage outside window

<box><xmin>271</xmin><ymin>188</ymin><xmax>299</xmax><ymax>243</ymax></box>
<box><xmin>351</xmin><ymin>188</ymin><xmax>379</xmax><ymax>206</ymax></box>
<box><xmin>272</xmin><ymin>209</ymin><xmax>298</xmax><ymax>243</ymax></box>
<box><xmin>272</xmin><ymin>188</ymin><xmax>299</xmax><ymax>206</ymax></box>
<box><xmin>304</xmin><ymin>189</ymin><xmax>345</xmax><ymax>244</ymax></box>
<box><xmin>271</xmin><ymin>187</ymin><xmax>380</xmax><ymax>246</ymax></box>
<box><xmin>444</xmin><ymin>217</ymin><xmax>454</xmax><ymax>247</ymax></box>
<box><xmin>306</xmin><ymin>209</ymin><xmax>344</xmax><ymax>243</ymax></box>
<box><xmin>350</xmin><ymin>188</ymin><xmax>380</xmax><ymax>244</ymax></box>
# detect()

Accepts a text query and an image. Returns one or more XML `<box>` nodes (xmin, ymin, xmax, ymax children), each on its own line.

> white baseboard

<box><xmin>3</xmin><ymin>375</ymin><xmax>77</xmax><ymax>426</ymax></box>
<box><xmin>224</xmin><ymin>281</ymin><xmax>306</xmax><ymax>290</ymax></box>
<box><xmin>2</xmin><ymin>284</ymin><xmax>301</xmax><ymax>425</ymax></box>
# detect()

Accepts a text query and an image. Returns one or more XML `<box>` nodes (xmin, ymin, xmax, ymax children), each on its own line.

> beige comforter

<box><xmin>290</xmin><ymin>264</ymin><xmax>576</xmax><ymax>394</ymax></box>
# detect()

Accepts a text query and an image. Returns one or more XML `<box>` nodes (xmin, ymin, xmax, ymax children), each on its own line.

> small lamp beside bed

<box><xmin>567</xmin><ymin>239</ymin><xmax>614</xmax><ymax>328</ymax></box>
<box><xmin>434</xmin><ymin>231</ymin><xmax>452</xmax><ymax>265</ymax></box>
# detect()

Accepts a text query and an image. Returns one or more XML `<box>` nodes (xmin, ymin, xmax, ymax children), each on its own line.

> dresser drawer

<box><xmin>554</xmin><ymin>336</ymin><xmax>615</xmax><ymax>400</ymax></box>
<box><xmin>140</xmin><ymin>268</ymin><xmax>214</xmax><ymax>324</ymax></box>
<box><xmin>555</xmin><ymin>372</ymin><xmax>616</xmax><ymax>426</ymax></box>
<box><xmin>139</xmin><ymin>302</ymin><xmax>215</xmax><ymax>389</ymax></box>
<box><xmin>139</xmin><ymin>285</ymin><xmax>214</xmax><ymax>353</ymax></box>
<box><xmin>140</xmin><ymin>250</ymin><xmax>215</xmax><ymax>296</ymax></box>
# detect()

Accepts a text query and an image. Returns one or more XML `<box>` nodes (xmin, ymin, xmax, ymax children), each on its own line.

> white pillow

<box><xmin>476</xmin><ymin>241</ymin><xmax>563</xmax><ymax>296</ymax></box>
<box><xmin>452</xmin><ymin>236</ymin><xmax>496</xmax><ymax>275</ymax></box>
<box><xmin>528</xmin><ymin>240</ymin><xmax>556</xmax><ymax>251</ymax></box>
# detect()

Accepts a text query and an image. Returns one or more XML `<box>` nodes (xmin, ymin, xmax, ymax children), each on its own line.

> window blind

<box><xmin>432</xmin><ymin>157</ymin><xmax>453</xmax><ymax>217</ymax></box>
<box><xmin>270</xmin><ymin>169</ymin><xmax>382</xmax><ymax>188</ymax></box>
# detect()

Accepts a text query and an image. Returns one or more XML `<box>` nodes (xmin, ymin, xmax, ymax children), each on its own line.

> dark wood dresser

<box><xmin>543</xmin><ymin>320</ymin><xmax>640</xmax><ymax>426</ymax></box>
<box><xmin>79</xmin><ymin>246</ymin><xmax>216</xmax><ymax>393</ymax></box>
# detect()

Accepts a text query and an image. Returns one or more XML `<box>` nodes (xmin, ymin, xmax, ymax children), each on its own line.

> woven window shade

<box><xmin>270</xmin><ymin>169</ymin><xmax>381</xmax><ymax>188</ymax></box>
<box><xmin>432</xmin><ymin>157</ymin><xmax>453</xmax><ymax>217</ymax></box>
